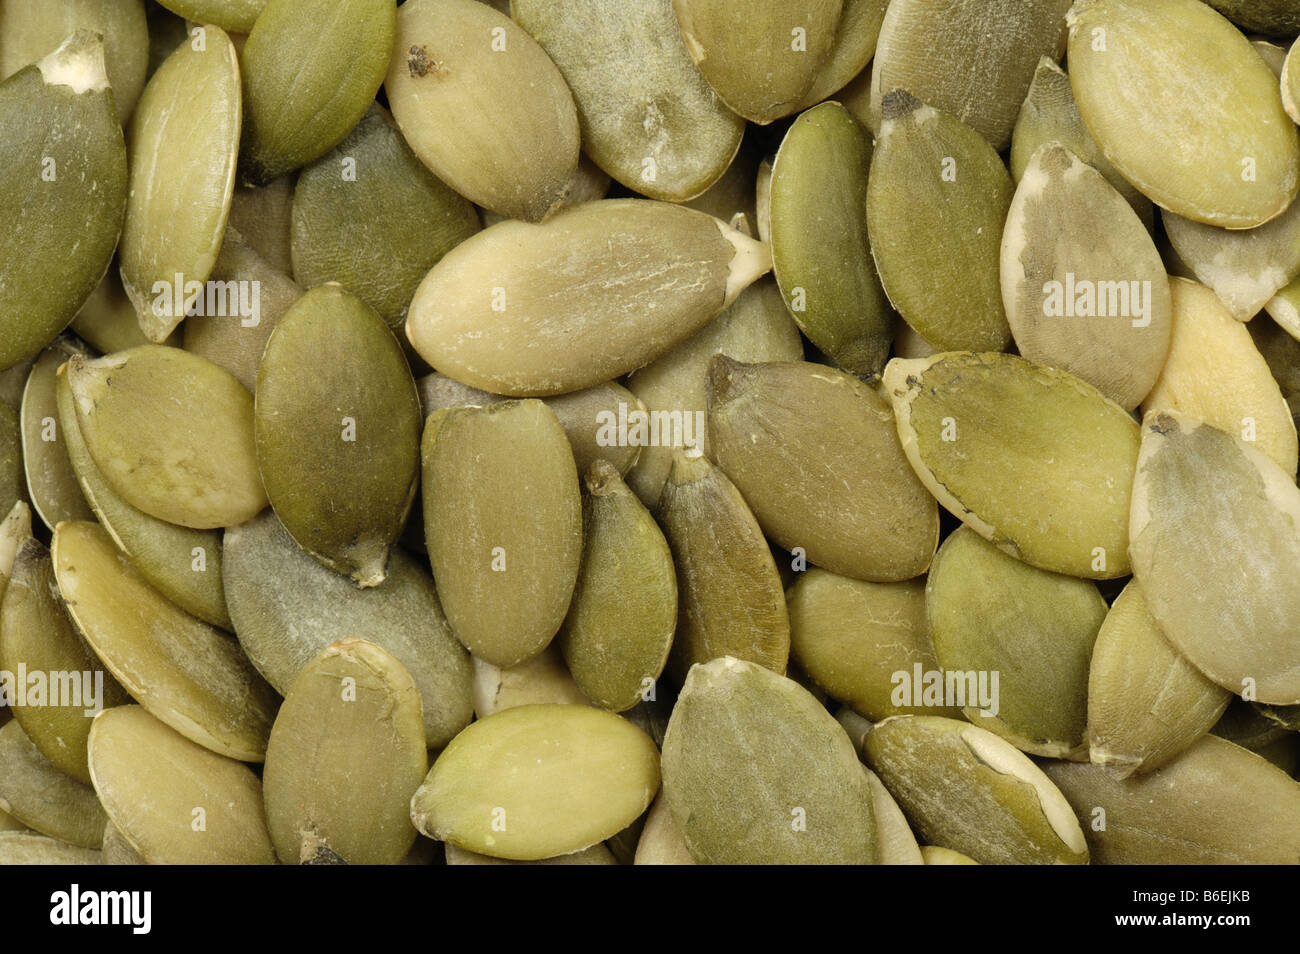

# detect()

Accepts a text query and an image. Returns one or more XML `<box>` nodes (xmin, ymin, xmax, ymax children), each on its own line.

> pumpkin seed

<box><xmin>0</xmin><ymin>31</ymin><xmax>127</xmax><ymax>371</ymax></box>
<box><xmin>794</xmin><ymin>0</ymin><xmax>888</xmax><ymax>111</ymax></box>
<box><xmin>119</xmin><ymin>24</ymin><xmax>240</xmax><ymax>342</ymax></box>
<box><xmin>1256</xmin><ymin>703</ymin><xmax>1300</xmax><ymax>731</ymax></box>
<box><xmin>866</xmin><ymin>91</ymin><xmax>1013</xmax><ymax>352</ymax></box>
<box><xmin>0</xmin><ymin>501</ymin><xmax>29</xmax><ymax>605</ymax></box>
<box><xmin>20</xmin><ymin>344</ymin><xmax>94</xmax><ymax>529</ymax></box>
<box><xmin>227</xmin><ymin>175</ymin><xmax>294</xmax><ymax>274</ymax></box>
<box><xmin>0</xmin><ymin>404</ymin><xmax>23</xmax><ymax>521</ymax></box>
<box><xmin>445</xmin><ymin>842</ymin><xmax>617</xmax><ymax>865</ymax></box>
<box><xmin>1266</xmin><ymin>275</ymin><xmax>1300</xmax><ymax>341</ymax></box>
<box><xmin>1214</xmin><ymin>698</ymin><xmax>1292</xmax><ymax>753</ymax></box>
<box><xmin>0</xmin><ymin>358</ymin><xmax>35</xmax><ymax>414</ymax></box>
<box><xmin>884</xmin><ymin>351</ymin><xmax>1140</xmax><ymax>579</ymax></box>
<box><xmin>410</xmin><ymin>703</ymin><xmax>660</xmax><ymax>860</ymax></box>
<box><xmin>69</xmin><ymin>263</ymin><xmax>159</xmax><ymax>354</ymax></box>
<box><xmin>0</xmin><ymin>720</ymin><xmax>105</xmax><ymax>848</ymax></box>
<box><xmin>1207</xmin><ymin>0</ymin><xmax>1300</xmax><ymax>35</ymax></box>
<box><xmin>1067</xmin><ymin>0</ymin><xmax>1300</xmax><ymax>229</ymax></box>
<box><xmin>633</xmin><ymin>794</ymin><xmax>695</xmax><ymax>866</ymax></box>
<box><xmin>406</xmin><ymin>199</ymin><xmax>770</xmax><ymax>396</ymax></box>
<box><xmin>1001</xmin><ymin>142</ymin><xmax>1172</xmax><ymax>411</ymax></box>
<box><xmin>0</xmin><ymin>809</ymin><xmax>26</xmax><ymax>833</ymax></box>
<box><xmin>682</xmin><ymin>136</ymin><xmax>759</xmax><ymax>224</ymax></box>
<box><xmin>920</xmin><ymin>845</ymin><xmax>979</xmax><ymax>865</ymax></box>
<box><xmin>472</xmin><ymin>646</ymin><xmax>590</xmax><ymax>719</ymax></box>
<box><xmin>863</xmin><ymin>715</ymin><xmax>1089</xmax><ymax>865</ymax></box>
<box><xmin>87</xmin><ymin>704</ymin><xmax>276</xmax><ymax>864</ymax></box>
<box><xmin>0</xmin><ymin>831</ymin><xmax>100</xmax><ymax>865</ymax></box>
<box><xmin>386</xmin><ymin>0</ymin><xmax>579</xmax><ymax>222</ymax></box>
<box><xmin>144</xmin><ymin>1</ymin><xmax>188</xmax><ymax>77</ymax></box>
<box><xmin>154</xmin><ymin>0</ymin><xmax>265</xmax><ymax>33</ymax></box>
<box><xmin>864</xmin><ymin>766</ymin><xmax>923</xmax><ymax>865</ymax></box>
<box><xmin>101</xmin><ymin>821</ymin><xmax>145</xmax><ymax>865</ymax></box>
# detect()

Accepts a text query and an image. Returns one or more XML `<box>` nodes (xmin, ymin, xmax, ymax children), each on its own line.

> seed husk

<box><xmin>87</xmin><ymin>705</ymin><xmax>276</xmax><ymax>865</ymax></box>
<box><xmin>868</xmin><ymin>0</ymin><xmax>1071</xmax><ymax>150</ymax></box>
<box><xmin>926</xmin><ymin>526</ymin><xmax>1105</xmax><ymax>759</ymax></box>
<box><xmin>263</xmin><ymin>639</ymin><xmax>428</xmax><ymax>865</ymax></box>
<box><xmin>920</xmin><ymin>845</ymin><xmax>979</xmax><ymax>865</ymax></box>
<box><xmin>20</xmin><ymin>345</ymin><xmax>94</xmax><ymax>530</ymax></box>
<box><xmin>410</xmin><ymin>702</ymin><xmax>660</xmax><ymax>860</ymax></box>
<box><xmin>661</xmin><ymin>656</ymin><xmax>877</xmax><ymax>865</ymax></box>
<box><xmin>54</xmin><ymin>364</ymin><xmax>230</xmax><ymax>628</ymax></box>
<box><xmin>1087</xmin><ymin>580</ymin><xmax>1231</xmax><ymax>778</ymax></box>
<box><xmin>708</xmin><ymin>357</ymin><xmax>939</xmax><ymax>581</ymax></box>
<box><xmin>406</xmin><ymin>199</ymin><xmax>770</xmax><ymax>396</ymax></box>
<box><xmin>864</xmin><ymin>766</ymin><xmax>922</xmax><ymax>865</ymax></box>
<box><xmin>794</xmin><ymin>0</ymin><xmax>888</xmax><ymax>111</ymax></box>
<box><xmin>471</xmin><ymin>646</ymin><xmax>591</xmax><ymax>719</ymax></box>
<box><xmin>867</xmin><ymin>91</ymin><xmax>1013</xmax><ymax>352</ymax></box>
<box><xmin>1130</xmin><ymin>410</ymin><xmax>1300</xmax><ymax>704</ymax></box>
<box><xmin>1067</xmin><ymin>0</ymin><xmax>1300</xmax><ymax>229</ymax></box>
<box><xmin>53</xmin><ymin>520</ymin><xmax>278</xmax><ymax>760</ymax></box>
<box><xmin>69</xmin><ymin>263</ymin><xmax>158</xmax><ymax>354</ymax></box>
<box><xmin>445</xmin><ymin>842</ymin><xmax>617</xmax><ymax>866</ymax></box>
<box><xmin>118</xmin><ymin>24</ymin><xmax>240</xmax><ymax>342</ymax></box>
<box><xmin>656</xmin><ymin>450</ymin><xmax>789</xmax><ymax>680</ymax></box>
<box><xmin>864</xmin><ymin>715</ymin><xmax>1089</xmax><ymax>865</ymax></box>
<box><xmin>0</xmin><ymin>719</ymin><xmax>106</xmax><ymax>848</ymax></box>
<box><xmin>769</xmin><ymin>102</ymin><xmax>892</xmax><ymax>376</ymax></box>
<box><xmin>0</xmin><ymin>31</ymin><xmax>127</xmax><ymax>371</ymax></box>
<box><xmin>0</xmin><ymin>831</ymin><xmax>101</xmax><ymax>865</ymax></box>
<box><xmin>154</xmin><ymin>0</ymin><xmax>266</xmax><ymax>33</ymax></box>
<box><xmin>222</xmin><ymin>508</ymin><xmax>473</xmax><ymax>749</ymax></box>
<box><xmin>0</xmin><ymin>501</ymin><xmax>30</xmax><ymax>606</ymax></box>
<box><xmin>884</xmin><ymin>351</ymin><xmax>1140</xmax><ymax>579</ymax></box>
<box><xmin>1142</xmin><ymin>279</ymin><xmax>1298</xmax><ymax>477</ymax></box>
<box><xmin>1042</xmin><ymin>734</ymin><xmax>1300</xmax><ymax>864</ymax></box>
<box><xmin>227</xmin><ymin>175</ymin><xmax>294</xmax><ymax>274</ymax></box>
<box><xmin>633</xmin><ymin>794</ymin><xmax>695</xmax><ymax>866</ymax></box>
<box><xmin>386</xmin><ymin>0</ymin><xmax>579</xmax><ymax>223</ymax></box>
<box><xmin>422</xmin><ymin>401</ymin><xmax>582</xmax><ymax>668</ymax></box>
<box><xmin>558</xmin><ymin>461</ymin><xmax>676</xmax><ymax>713</ymax></box>
<box><xmin>0</xmin><ymin>404</ymin><xmax>23</xmax><ymax>522</ymax></box>
<box><xmin>1001</xmin><ymin>142</ymin><xmax>1172</xmax><ymax>411</ymax></box>
<box><xmin>512</xmin><ymin>0</ymin><xmax>743</xmax><ymax>202</ymax></box>
<box><xmin>102</xmin><ymin>821</ymin><xmax>145</xmax><ymax>865</ymax></box>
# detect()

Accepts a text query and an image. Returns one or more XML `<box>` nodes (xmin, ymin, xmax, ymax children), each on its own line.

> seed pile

<box><xmin>2</xmin><ymin>0</ymin><xmax>1300</xmax><ymax>866</ymax></box>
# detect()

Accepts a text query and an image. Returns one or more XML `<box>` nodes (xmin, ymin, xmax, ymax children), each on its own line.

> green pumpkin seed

<box><xmin>1067</xmin><ymin>0</ymin><xmax>1299</xmax><ymax>229</ymax></box>
<box><xmin>885</xmin><ymin>351</ymin><xmax>1140</xmax><ymax>579</ymax></box>
<box><xmin>1130</xmin><ymin>411</ymin><xmax>1300</xmax><ymax>704</ymax></box>
<box><xmin>794</xmin><ymin>0</ymin><xmax>888</xmax><ymax>111</ymax></box>
<box><xmin>0</xmin><ymin>501</ymin><xmax>29</xmax><ymax>606</ymax></box>
<box><xmin>656</xmin><ymin>450</ymin><xmax>789</xmax><ymax>680</ymax></box>
<box><xmin>1088</xmin><ymin>580</ymin><xmax>1231</xmax><ymax>778</ymax></box>
<box><xmin>0</xmin><ymin>31</ymin><xmax>127</xmax><ymax>370</ymax></box>
<box><xmin>661</xmin><ymin>656</ymin><xmax>877</xmax><ymax>865</ymax></box>
<box><xmin>1213</xmin><ymin>698</ymin><xmax>1291</xmax><ymax>752</ymax></box>
<box><xmin>445</xmin><ymin>842</ymin><xmax>617</xmax><ymax>866</ymax></box>
<box><xmin>386</xmin><ymin>0</ymin><xmax>579</xmax><ymax>223</ymax></box>
<box><xmin>1143</xmin><ymin>279</ymin><xmax>1298</xmax><ymax>477</ymax></box>
<box><xmin>1207</xmin><ymin>0</ymin><xmax>1300</xmax><ymax>35</ymax></box>
<box><xmin>0</xmin><ymin>831</ymin><xmax>100</xmax><ymax>865</ymax></box>
<box><xmin>868</xmin><ymin>0</ymin><xmax>1071</xmax><ymax>150</ymax></box>
<box><xmin>558</xmin><ymin>461</ymin><xmax>676</xmax><ymax>713</ymax></box>
<box><xmin>53</xmin><ymin>520</ymin><xmax>278</xmax><ymax>760</ymax></box>
<box><xmin>101</xmin><ymin>821</ymin><xmax>145</xmax><ymax>865</ymax></box>
<box><xmin>920</xmin><ymin>845</ymin><xmax>979</xmax><ymax>865</ymax></box>
<box><xmin>227</xmin><ymin>175</ymin><xmax>294</xmax><ymax>275</ymax></box>
<box><xmin>222</xmin><ymin>508</ymin><xmax>473</xmax><ymax>749</ymax></box>
<box><xmin>471</xmin><ymin>646</ymin><xmax>591</xmax><ymax>719</ymax></box>
<box><xmin>708</xmin><ymin>357</ymin><xmax>939</xmax><ymax>581</ymax></box>
<box><xmin>119</xmin><ymin>24</ymin><xmax>240</xmax><ymax>342</ymax></box>
<box><xmin>87</xmin><ymin>704</ymin><xmax>276</xmax><ymax>864</ymax></box>
<box><xmin>864</xmin><ymin>766</ymin><xmax>923</xmax><ymax>866</ymax></box>
<box><xmin>863</xmin><ymin>715</ymin><xmax>1089</xmax><ymax>865</ymax></box>
<box><xmin>20</xmin><ymin>345</ymin><xmax>94</xmax><ymax>529</ymax></box>
<box><xmin>0</xmin><ymin>358</ymin><xmax>35</xmax><ymax>414</ymax></box>
<box><xmin>410</xmin><ymin>702</ymin><xmax>660</xmax><ymax>860</ymax></box>
<box><xmin>769</xmin><ymin>102</ymin><xmax>891</xmax><ymax>376</ymax></box>
<box><xmin>154</xmin><ymin>0</ymin><xmax>265</xmax><ymax>33</ymax></box>
<box><xmin>55</xmin><ymin>363</ymin><xmax>230</xmax><ymax>628</ymax></box>
<box><xmin>1042</xmin><ymin>734</ymin><xmax>1300</xmax><ymax>864</ymax></box>
<box><xmin>866</xmin><ymin>91</ymin><xmax>1013</xmax><ymax>352</ymax></box>
<box><xmin>671</xmin><ymin>0</ymin><xmax>842</xmax><ymax>124</ymax></box>
<box><xmin>1267</xmin><ymin>274</ymin><xmax>1300</xmax><ymax>341</ymax></box>
<box><xmin>406</xmin><ymin>199</ymin><xmax>770</xmax><ymax>396</ymax></box>
<box><xmin>69</xmin><ymin>264</ymin><xmax>160</xmax><ymax>353</ymax></box>
<box><xmin>681</xmin><ymin>137</ymin><xmax>759</xmax><ymax>224</ymax></box>
<box><xmin>512</xmin><ymin>0</ymin><xmax>743</xmax><ymax>202</ymax></box>
<box><xmin>0</xmin><ymin>720</ymin><xmax>105</xmax><ymax>848</ymax></box>
<box><xmin>422</xmin><ymin>401</ymin><xmax>582</xmax><ymax>668</ymax></box>
<box><xmin>633</xmin><ymin>795</ymin><xmax>695</xmax><ymax>866</ymax></box>
<box><xmin>0</xmin><ymin>404</ymin><xmax>22</xmax><ymax>521</ymax></box>
<box><xmin>1001</xmin><ymin>142</ymin><xmax>1172</xmax><ymax>411</ymax></box>
<box><xmin>263</xmin><ymin>639</ymin><xmax>427</xmax><ymax>865</ymax></box>
<box><xmin>927</xmin><ymin>526</ymin><xmax>1105</xmax><ymax>759</ymax></box>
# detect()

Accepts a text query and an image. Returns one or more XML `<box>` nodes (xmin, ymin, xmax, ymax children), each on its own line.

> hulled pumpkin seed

<box><xmin>632</xmin><ymin>795</ymin><xmax>695</xmax><ymax>866</ymax></box>
<box><xmin>0</xmin><ymin>358</ymin><xmax>35</xmax><ymax>414</ymax></box>
<box><xmin>708</xmin><ymin>357</ymin><xmax>939</xmax><ymax>581</ymax></box>
<box><xmin>69</xmin><ymin>263</ymin><xmax>157</xmax><ymax>354</ymax></box>
<box><xmin>222</xmin><ymin>508</ymin><xmax>473</xmax><ymax>749</ymax></box>
<box><xmin>1130</xmin><ymin>411</ymin><xmax>1300</xmax><ymax>704</ymax></box>
<box><xmin>1042</xmin><ymin>734</ymin><xmax>1300</xmax><ymax>864</ymax></box>
<box><xmin>1285</xmin><ymin>36</ymin><xmax>1300</xmax><ymax>126</ymax></box>
<box><xmin>410</xmin><ymin>703</ymin><xmax>660</xmax><ymax>860</ymax></box>
<box><xmin>52</xmin><ymin>520</ymin><xmax>279</xmax><ymax>760</ymax></box>
<box><xmin>920</xmin><ymin>845</ymin><xmax>979</xmax><ymax>865</ymax></box>
<box><xmin>863</xmin><ymin>715</ymin><xmax>1089</xmax><ymax>865</ymax></box>
<box><xmin>0</xmin><ymin>720</ymin><xmax>105</xmax><ymax>848</ymax></box>
<box><xmin>867</xmin><ymin>91</ymin><xmax>1013</xmax><ymax>352</ymax></box>
<box><xmin>557</xmin><ymin>461</ymin><xmax>676</xmax><ymax>713</ymax></box>
<box><xmin>445</xmin><ymin>842</ymin><xmax>617</xmax><ymax>866</ymax></box>
<box><xmin>227</xmin><ymin>175</ymin><xmax>294</xmax><ymax>274</ymax></box>
<box><xmin>1001</xmin><ymin>142</ymin><xmax>1172</xmax><ymax>411</ymax></box>
<box><xmin>656</xmin><ymin>450</ymin><xmax>789</xmax><ymax>680</ymax></box>
<box><xmin>406</xmin><ymin>199</ymin><xmax>770</xmax><ymax>396</ymax></box>
<box><xmin>0</xmin><ymin>404</ymin><xmax>23</xmax><ymax>521</ymax></box>
<box><xmin>422</xmin><ymin>401</ymin><xmax>582</xmax><ymax>668</ymax></box>
<box><xmin>884</xmin><ymin>351</ymin><xmax>1140</xmax><ymax>579</ymax></box>
<box><xmin>1142</xmin><ymin>279</ymin><xmax>1298</xmax><ymax>477</ymax></box>
<box><xmin>0</xmin><ymin>501</ymin><xmax>30</xmax><ymax>605</ymax></box>
<box><xmin>1088</xmin><ymin>581</ymin><xmax>1232</xmax><ymax>778</ymax></box>
<box><xmin>769</xmin><ymin>102</ymin><xmax>891</xmax><ymax>376</ymax></box>
<box><xmin>154</xmin><ymin>0</ymin><xmax>265</xmax><ymax>33</ymax></box>
<box><xmin>0</xmin><ymin>31</ymin><xmax>127</xmax><ymax>371</ymax></box>
<box><xmin>264</xmin><ymin>639</ymin><xmax>427</xmax><ymax>865</ymax></box>
<box><xmin>0</xmin><ymin>831</ymin><xmax>101</xmax><ymax>865</ymax></box>
<box><xmin>471</xmin><ymin>646</ymin><xmax>591</xmax><ymax>719</ymax></box>
<box><xmin>20</xmin><ymin>344</ymin><xmax>94</xmax><ymax>529</ymax></box>
<box><xmin>1267</xmin><ymin>274</ymin><xmax>1300</xmax><ymax>342</ymax></box>
<box><xmin>119</xmin><ymin>24</ymin><xmax>240</xmax><ymax>342</ymax></box>
<box><xmin>864</xmin><ymin>766</ymin><xmax>923</xmax><ymax>866</ymax></box>
<box><xmin>512</xmin><ymin>0</ymin><xmax>744</xmax><ymax>202</ymax></box>
<box><xmin>87</xmin><ymin>704</ymin><xmax>276</xmax><ymax>864</ymax></box>
<box><xmin>102</xmin><ymin>821</ymin><xmax>145</xmax><ymax>865</ymax></box>
<box><xmin>794</xmin><ymin>0</ymin><xmax>888</xmax><ymax>111</ymax></box>
<box><xmin>1067</xmin><ymin>0</ymin><xmax>1300</xmax><ymax>229</ymax></box>
<box><xmin>386</xmin><ymin>0</ymin><xmax>579</xmax><ymax>223</ymax></box>
<box><xmin>661</xmin><ymin>656</ymin><xmax>877</xmax><ymax>865</ymax></box>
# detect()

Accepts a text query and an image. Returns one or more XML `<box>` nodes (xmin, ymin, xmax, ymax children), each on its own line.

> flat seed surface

<box><xmin>0</xmin><ymin>831</ymin><xmax>101</xmax><ymax>865</ymax></box>
<box><xmin>0</xmin><ymin>719</ymin><xmax>106</xmax><ymax>848</ymax></box>
<box><xmin>20</xmin><ymin>346</ymin><xmax>94</xmax><ymax>530</ymax></box>
<box><xmin>154</xmin><ymin>0</ymin><xmax>266</xmax><ymax>33</ymax></box>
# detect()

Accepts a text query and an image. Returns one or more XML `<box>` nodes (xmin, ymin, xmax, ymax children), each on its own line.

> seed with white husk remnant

<box><xmin>471</xmin><ymin>646</ymin><xmax>591</xmax><ymax>719</ymax></box>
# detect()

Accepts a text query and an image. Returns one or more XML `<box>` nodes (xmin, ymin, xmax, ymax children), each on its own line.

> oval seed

<box><xmin>406</xmin><ymin>199</ymin><xmax>771</xmax><ymax>396</ymax></box>
<box><xmin>87</xmin><ymin>705</ymin><xmax>276</xmax><ymax>865</ymax></box>
<box><xmin>471</xmin><ymin>646</ymin><xmax>591</xmax><ymax>719</ymax></box>
<box><xmin>19</xmin><ymin>345</ymin><xmax>94</xmax><ymax>529</ymax></box>
<box><xmin>154</xmin><ymin>0</ymin><xmax>266</xmax><ymax>33</ymax></box>
<box><xmin>1067</xmin><ymin>0</ymin><xmax>1300</xmax><ymax>229</ymax></box>
<box><xmin>0</xmin><ymin>720</ymin><xmax>105</xmax><ymax>848</ymax></box>
<box><xmin>864</xmin><ymin>766</ymin><xmax>923</xmax><ymax>866</ymax></box>
<box><xmin>53</xmin><ymin>521</ymin><xmax>278</xmax><ymax>760</ymax></box>
<box><xmin>0</xmin><ymin>832</ymin><xmax>101</xmax><ymax>865</ymax></box>
<box><xmin>794</xmin><ymin>0</ymin><xmax>888</xmax><ymax>111</ymax></box>
<box><xmin>410</xmin><ymin>703</ymin><xmax>661</xmax><ymax>860</ymax></box>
